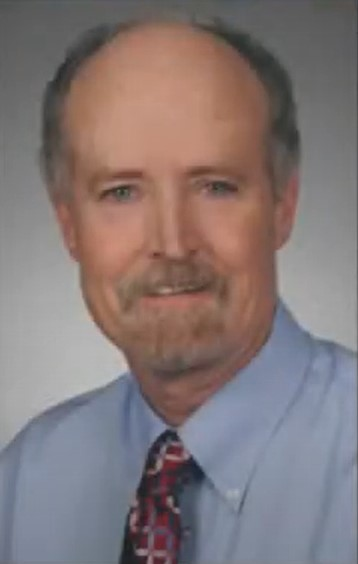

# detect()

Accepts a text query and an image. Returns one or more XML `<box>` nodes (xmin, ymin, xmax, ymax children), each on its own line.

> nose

<box><xmin>147</xmin><ymin>188</ymin><xmax>198</xmax><ymax>260</ymax></box>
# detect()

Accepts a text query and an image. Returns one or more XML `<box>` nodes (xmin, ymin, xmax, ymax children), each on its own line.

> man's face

<box><xmin>56</xmin><ymin>24</ymin><xmax>297</xmax><ymax>376</ymax></box>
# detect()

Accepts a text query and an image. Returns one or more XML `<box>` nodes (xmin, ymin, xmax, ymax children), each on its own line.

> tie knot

<box><xmin>145</xmin><ymin>430</ymin><xmax>191</xmax><ymax>482</ymax></box>
<box><xmin>142</xmin><ymin>430</ymin><xmax>195</xmax><ymax>498</ymax></box>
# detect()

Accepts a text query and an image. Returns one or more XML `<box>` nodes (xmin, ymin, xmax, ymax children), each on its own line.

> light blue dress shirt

<box><xmin>0</xmin><ymin>302</ymin><xmax>356</xmax><ymax>563</ymax></box>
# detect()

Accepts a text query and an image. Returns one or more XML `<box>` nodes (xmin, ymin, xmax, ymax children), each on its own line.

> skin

<box><xmin>54</xmin><ymin>22</ymin><xmax>298</xmax><ymax>426</ymax></box>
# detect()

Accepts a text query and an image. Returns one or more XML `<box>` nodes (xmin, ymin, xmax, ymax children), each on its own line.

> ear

<box><xmin>54</xmin><ymin>200</ymin><xmax>80</xmax><ymax>261</ymax></box>
<box><xmin>274</xmin><ymin>171</ymin><xmax>299</xmax><ymax>250</ymax></box>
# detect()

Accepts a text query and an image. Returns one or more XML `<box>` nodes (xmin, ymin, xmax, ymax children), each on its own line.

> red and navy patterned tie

<box><xmin>121</xmin><ymin>430</ymin><xmax>194</xmax><ymax>564</ymax></box>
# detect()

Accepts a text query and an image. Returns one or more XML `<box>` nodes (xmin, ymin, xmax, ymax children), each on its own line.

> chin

<box><xmin>123</xmin><ymin>327</ymin><xmax>234</xmax><ymax>378</ymax></box>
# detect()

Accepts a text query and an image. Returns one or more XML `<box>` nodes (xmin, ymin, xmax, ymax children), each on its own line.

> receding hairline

<box><xmin>41</xmin><ymin>18</ymin><xmax>300</xmax><ymax>201</ymax></box>
<box><xmin>59</xmin><ymin>20</ymin><xmax>271</xmax><ymax>186</ymax></box>
<box><xmin>67</xmin><ymin>20</ymin><xmax>267</xmax><ymax>95</ymax></box>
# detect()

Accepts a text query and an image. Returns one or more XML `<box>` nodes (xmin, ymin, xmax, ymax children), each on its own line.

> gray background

<box><xmin>0</xmin><ymin>0</ymin><xmax>356</xmax><ymax>447</ymax></box>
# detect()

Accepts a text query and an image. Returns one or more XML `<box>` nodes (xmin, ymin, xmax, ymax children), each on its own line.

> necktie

<box><xmin>120</xmin><ymin>430</ymin><xmax>194</xmax><ymax>564</ymax></box>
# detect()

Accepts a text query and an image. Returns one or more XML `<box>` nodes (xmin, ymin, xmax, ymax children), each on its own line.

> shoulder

<box><xmin>306</xmin><ymin>341</ymin><xmax>357</xmax><ymax>555</ymax></box>
<box><xmin>0</xmin><ymin>374</ymin><xmax>132</xmax><ymax>468</ymax></box>
<box><xmin>307</xmin><ymin>337</ymin><xmax>356</xmax><ymax>456</ymax></box>
<box><xmin>310</xmin><ymin>337</ymin><xmax>356</xmax><ymax>400</ymax></box>
<box><xmin>0</xmin><ymin>375</ymin><xmax>134</xmax><ymax>556</ymax></box>
<box><xmin>280</xmin><ymin>310</ymin><xmax>357</xmax><ymax>466</ymax></box>
<box><xmin>280</xmin><ymin>302</ymin><xmax>356</xmax><ymax>427</ymax></box>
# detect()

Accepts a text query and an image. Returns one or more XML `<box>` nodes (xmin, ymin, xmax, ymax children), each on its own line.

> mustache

<box><xmin>116</xmin><ymin>259</ymin><xmax>226</xmax><ymax>310</ymax></box>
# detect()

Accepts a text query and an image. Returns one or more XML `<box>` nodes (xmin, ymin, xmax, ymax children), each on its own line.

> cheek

<box><xmin>74</xmin><ymin>205</ymin><xmax>145</xmax><ymax>279</ymax></box>
<box><xmin>196</xmin><ymin>202</ymin><xmax>276</xmax><ymax>274</ymax></box>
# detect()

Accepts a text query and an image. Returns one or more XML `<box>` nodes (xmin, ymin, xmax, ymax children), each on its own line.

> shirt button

<box><xmin>226</xmin><ymin>488</ymin><xmax>240</xmax><ymax>501</ymax></box>
<box><xmin>182</xmin><ymin>525</ymin><xmax>192</xmax><ymax>539</ymax></box>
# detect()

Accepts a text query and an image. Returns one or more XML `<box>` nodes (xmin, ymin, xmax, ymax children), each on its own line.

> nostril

<box><xmin>148</xmin><ymin>224</ymin><xmax>198</xmax><ymax>260</ymax></box>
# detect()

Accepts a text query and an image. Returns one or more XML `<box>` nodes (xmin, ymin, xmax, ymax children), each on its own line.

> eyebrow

<box><xmin>184</xmin><ymin>165</ymin><xmax>241</xmax><ymax>178</ymax></box>
<box><xmin>89</xmin><ymin>168</ymin><xmax>144</xmax><ymax>184</ymax></box>
<box><xmin>88</xmin><ymin>163</ymin><xmax>243</xmax><ymax>186</ymax></box>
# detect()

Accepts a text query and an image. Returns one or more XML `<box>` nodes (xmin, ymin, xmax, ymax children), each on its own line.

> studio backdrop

<box><xmin>0</xmin><ymin>0</ymin><xmax>356</xmax><ymax>447</ymax></box>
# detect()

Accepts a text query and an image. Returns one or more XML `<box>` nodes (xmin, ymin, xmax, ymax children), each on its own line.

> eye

<box><xmin>203</xmin><ymin>180</ymin><xmax>239</xmax><ymax>197</ymax></box>
<box><xmin>100</xmin><ymin>184</ymin><xmax>138</xmax><ymax>202</ymax></box>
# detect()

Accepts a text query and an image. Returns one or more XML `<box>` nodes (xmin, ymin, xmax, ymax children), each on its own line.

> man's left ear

<box><xmin>274</xmin><ymin>171</ymin><xmax>299</xmax><ymax>250</ymax></box>
<box><xmin>54</xmin><ymin>200</ymin><xmax>80</xmax><ymax>261</ymax></box>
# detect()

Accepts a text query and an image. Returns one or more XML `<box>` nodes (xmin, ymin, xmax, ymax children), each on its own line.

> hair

<box><xmin>40</xmin><ymin>19</ymin><xmax>300</xmax><ymax>201</ymax></box>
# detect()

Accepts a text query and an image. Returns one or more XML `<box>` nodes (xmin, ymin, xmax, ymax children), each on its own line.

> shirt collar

<box><xmin>179</xmin><ymin>300</ymin><xmax>313</xmax><ymax>510</ymax></box>
<box><xmin>123</xmin><ymin>300</ymin><xmax>313</xmax><ymax>510</ymax></box>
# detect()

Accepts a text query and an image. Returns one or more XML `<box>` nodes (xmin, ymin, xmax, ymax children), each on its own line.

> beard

<box><xmin>111</xmin><ymin>258</ymin><xmax>231</xmax><ymax>376</ymax></box>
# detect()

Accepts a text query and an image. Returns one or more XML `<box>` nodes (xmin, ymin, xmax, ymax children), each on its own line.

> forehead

<box><xmin>63</xmin><ymin>23</ymin><xmax>269</xmax><ymax>170</ymax></box>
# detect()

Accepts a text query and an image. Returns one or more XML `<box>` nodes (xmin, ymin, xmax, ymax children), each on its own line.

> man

<box><xmin>0</xmin><ymin>18</ymin><xmax>356</xmax><ymax>564</ymax></box>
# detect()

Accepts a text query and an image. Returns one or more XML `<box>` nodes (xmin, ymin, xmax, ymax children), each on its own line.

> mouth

<box><xmin>142</xmin><ymin>285</ymin><xmax>212</xmax><ymax>305</ymax></box>
<box><xmin>147</xmin><ymin>285</ymin><xmax>209</xmax><ymax>297</ymax></box>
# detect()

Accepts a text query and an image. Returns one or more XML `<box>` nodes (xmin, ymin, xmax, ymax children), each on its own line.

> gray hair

<box><xmin>40</xmin><ymin>19</ymin><xmax>300</xmax><ymax>201</ymax></box>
